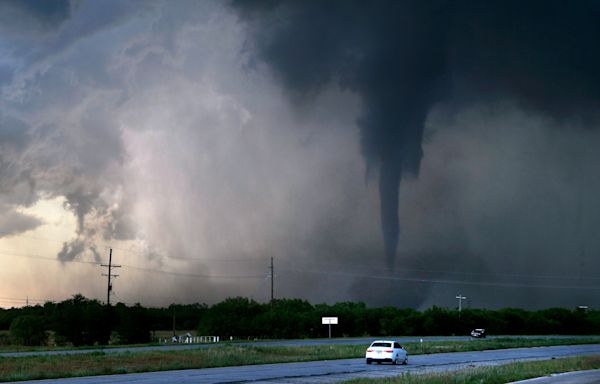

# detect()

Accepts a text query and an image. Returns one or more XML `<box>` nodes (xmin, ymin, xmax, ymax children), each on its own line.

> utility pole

<box><xmin>456</xmin><ymin>294</ymin><xmax>467</xmax><ymax>317</ymax></box>
<box><xmin>172</xmin><ymin>307</ymin><xmax>176</xmax><ymax>337</ymax></box>
<box><xmin>269</xmin><ymin>257</ymin><xmax>274</xmax><ymax>303</ymax></box>
<box><xmin>101</xmin><ymin>248</ymin><xmax>121</xmax><ymax>305</ymax></box>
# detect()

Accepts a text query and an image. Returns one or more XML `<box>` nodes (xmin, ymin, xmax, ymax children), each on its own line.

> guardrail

<box><xmin>158</xmin><ymin>335</ymin><xmax>220</xmax><ymax>344</ymax></box>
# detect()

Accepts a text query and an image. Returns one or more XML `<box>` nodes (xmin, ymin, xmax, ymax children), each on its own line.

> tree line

<box><xmin>1</xmin><ymin>295</ymin><xmax>599</xmax><ymax>346</ymax></box>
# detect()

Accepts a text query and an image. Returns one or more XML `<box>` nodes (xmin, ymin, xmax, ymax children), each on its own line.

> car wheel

<box><xmin>403</xmin><ymin>356</ymin><xmax>408</xmax><ymax>365</ymax></box>
<box><xmin>366</xmin><ymin>359</ymin><xmax>371</xmax><ymax>365</ymax></box>
<box><xmin>392</xmin><ymin>356</ymin><xmax>397</xmax><ymax>365</ymax></box>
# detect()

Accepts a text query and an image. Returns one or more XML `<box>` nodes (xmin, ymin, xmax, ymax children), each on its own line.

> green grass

<box><xmin>0</xmin><ymin>330</ymin><xmax>202</xmax><ymax>353</ymax></box>
<box><xmin>345</xmin><ymin>355</ymin><xmax>600</xmax><ymax>383</ymax></box>
<box><xmin>0</xmin><ymin>344</ymin><xmax>361</xmax><ymax>381</ymax></box>
<box><xmin>399</xmin><ymin>337</ymin><xmax>600</xmax><ymax>355</ymax></box>
<box><xmin>0</xmin><ymin>341</ymin><xmax>162</xmax><ymax>353</ymax></box>
<box><xmin>2</xmin><ymin>338</ymin><xmax>600</xmax><ymax>382</ymax></box>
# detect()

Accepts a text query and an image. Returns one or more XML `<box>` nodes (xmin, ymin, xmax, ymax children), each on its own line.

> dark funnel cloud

<box><xmin>232</xmin><ymin>0</ymin><xmax>600</xmax><ymax>267</ymax></box>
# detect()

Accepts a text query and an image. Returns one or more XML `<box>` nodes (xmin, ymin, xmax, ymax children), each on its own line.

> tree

<box><xmin>52</xmin><ymin>294</ymin><xmax>111</xmax><ymax>346</ymax></box>
<box><xmin>255</xmin><ymin>299</ymin><xmax>314</xmax><ymax>338</ymax></box>
<box><xmin>198</xmin><ymin>297</ymin><xmax>264</xmax><ymax>338</ymax></box>
<box><xmin>9</xmin><ymin>315</ymin><xmax>48</xmax><ymax>346</ymax></box>
<box><xmin>115</xmin><ymin>303</ymin><xmax>151</xmax><ymax>344</ymax></box>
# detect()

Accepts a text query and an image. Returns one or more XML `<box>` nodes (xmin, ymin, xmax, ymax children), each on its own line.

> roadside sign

<box><xmin>322</xmin><ymin>317</ymin><xmax>338</xmax><ymax>338</ymax></box>
<box><xmin>322</xmin><ymin>317</ymin><xmax>338</xmax><ymax>324</ymax></box>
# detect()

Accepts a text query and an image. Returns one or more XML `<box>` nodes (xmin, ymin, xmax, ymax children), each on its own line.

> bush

<box><xmin>115</xmin><ymin>303</ymin><xmax>151</xmax><ymax>344</ymax></box>
<box><xmin>9</xmin><ymin>315</ymin><xmax>48</xmax><ymax>346</ymax></box>
<box><xmin>52</xmin><ymin>294</ymin><xmax>111</xmax><ymax>346</ymax></box>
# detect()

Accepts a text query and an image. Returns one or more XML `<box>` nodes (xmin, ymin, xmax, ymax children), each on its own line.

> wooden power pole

<box><xmin>101</xmin><ymin>248</ymin><xmax>121</xmax><ymax>305</ymax></box>
<box><xmin>269</xmin><ymin>257</ymin><xmax>274</xmax><ymax>303</ymax></box>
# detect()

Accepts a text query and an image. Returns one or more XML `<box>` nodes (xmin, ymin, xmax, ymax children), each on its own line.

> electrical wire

<box><xmin>280</xmin><ymin>267</ymin><xmax>600</xmax><ymax>291</ymax></box>
<box><xmin>2</xmin><ymin>231</ymin><xmax>599</xmax><ymax>290</ymax></box>
<box><xmin>122</xmin><ymin>264</ymin><xmax>266</xmax><ymax>279</ymax></box>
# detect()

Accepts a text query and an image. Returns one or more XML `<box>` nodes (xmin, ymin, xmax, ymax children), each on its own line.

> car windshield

<box><xmin>371</xmin><ymin>342</ymin><xmax>392</xmax><ymax>348</ymax></box>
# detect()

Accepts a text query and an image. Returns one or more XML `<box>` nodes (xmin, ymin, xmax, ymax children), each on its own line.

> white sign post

<box><xmin>322</xmin><ymin>317</ymin><xmax>338</xmax><ymax>338</ymax></box>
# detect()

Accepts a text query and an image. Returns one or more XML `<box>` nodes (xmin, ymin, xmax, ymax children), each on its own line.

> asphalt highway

<box><xmin>510</xmin><ymin>369</ymin><xmax>600</xmax><ymax>383</ymax></box>
<box><xmin>7</xmin><ymin>343</ymin><xmax>600</xmax><ymax>383</ymax></box>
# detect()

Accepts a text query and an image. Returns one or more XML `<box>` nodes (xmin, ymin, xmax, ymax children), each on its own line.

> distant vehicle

<box><xmin>365</xmin><ymin>340</ymin><xmax>408</xmax><ymax>365</ymax></box>
<box><xmin>471</xmin><ymin>328</ymin><xmax>486</xmax><ymax>338</ymax></box>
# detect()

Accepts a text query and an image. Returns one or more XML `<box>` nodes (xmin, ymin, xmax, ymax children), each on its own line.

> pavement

<box><xmin>510</xmin><ymin>369</ymin><xmax>600</xmax><ymax>383</ymax></box>
<box><xmin>5</xmin><ymin>343</ymin><xmax>600</xmax><ymax>383</ymax></box>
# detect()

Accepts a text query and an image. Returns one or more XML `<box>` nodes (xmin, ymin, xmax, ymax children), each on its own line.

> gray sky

<box><xmin>1</xmin><ymin>0</ymin><xmax>599</xmax><ymax>309</ymax></box>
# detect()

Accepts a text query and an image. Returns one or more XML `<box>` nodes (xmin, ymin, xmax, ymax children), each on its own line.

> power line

<box><xmin>0</xmin><ymin>296</ymin><xmax>50</xmax><ymax>303</ymax></box>
<box><xmin>165</xmin><ymin>255</ymin><xmax>269</xmax><ymax>262</ymax></box>
<box><xmin>280</xmin><ymin>268</ymin><xmax>600</xmax><ymax>291</ymax></box>
<box><xmin>0</xmin><ymin>249</ymin><xmax>99</xmax><ymax>265</ymax></box>
<box><xmin>278</xmin><ymin>259</ymin><xmax>600</xmax><ymax>282</ymax></box>
<box><xmin>4</xmin><ymin>230</ymin><xmax>598</xmax><ymax>282</ymax></box>
<box><xmin>3</xmin><ymin>246</ymin><xmax>600</xmax><ymax>289</ymax></box>
<box><xmin>122</xmin><ymin>264</ymin><xmax>265</xmax><ymax>279</ymax></box>
<box><xmin>0</xmin><ymin>231</ymin><xmax>70</xmax><ymax>245</ymax></box>
<box><xmin>269</xmin><ymin>257</ymin><xmax>274</xmax><ymax>303</ymax></box>
<box><xmin>3</xmin><ymin>232</ymin><xmax>600</xmax><ymax>290</ymax></box>
<box><xmin>0</xmin><ymin>249</ymin><xmax>265</xmax><ymax>279</ymax></box>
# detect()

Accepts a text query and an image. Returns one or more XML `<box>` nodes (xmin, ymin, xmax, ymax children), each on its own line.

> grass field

<box><xmin>345</xmin><ymin>355</ymin><xmax>600</xmax><ymax>383</ymax></box>
<box><xmin>1</xmin><ymin>337</ymin><xmax>600</xmax><ymax>382</ymax></box>
<box><xmin>0</xmin><ymin>330</ymin><xmax>197</xmax><ymax>353</ymax></box>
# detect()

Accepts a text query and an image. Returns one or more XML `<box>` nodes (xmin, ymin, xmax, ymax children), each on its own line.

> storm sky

<box><xmin>1</xmin><ymin>0</ymin><xmax>599</xmax><ymax>309</ymax></box>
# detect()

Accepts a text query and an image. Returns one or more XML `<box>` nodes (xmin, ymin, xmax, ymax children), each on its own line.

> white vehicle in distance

<box><xmin>365</xmin><ymin>340</ymin><xmax>408</xmax><ymax>365</ymax></box>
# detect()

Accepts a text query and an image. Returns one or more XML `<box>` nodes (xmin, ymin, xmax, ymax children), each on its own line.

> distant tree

<box><xmin>52</xmin><ymin>294</ymin><xmax>111</xmax><ymax>346</ymax></box>
<box><xmin>326</xmin><ymin>302</ymin><xmax>367</xmax><ymax>337</ymax></box>
<box><xmin>255</xmin><ymin>299</ymin><xmax>314</xmax><ymax>338</ymax></box>
<box><xmin>496</xmin><ymin>308</ymin><xmax>528</xmax><ymax>335</ymax></box>
<box><xmin>422</xmin><ymin>306</ymin><xmax>457</xmax><ymax>335</ymax></box>
<box><xmin>0</xmin><ymin>308</ymin><xmax>17</xmax><ymax>330</ymax></box>
<box><xmin>115</xmin><ymin>303</ymin><xmax>151</xmax><ymax>344</ymax></box>
<box><xmin>388</xmin><ymin>308</ymin><xmax>422</xmax><ymax>336</ymax></box>
<box><xmin>169</xmin><ymin>303</ymin><xmax>208</xmax><ymax>331</ymax></box>
<box><xmin>585</xmin><ymin>310</ymin><xmax>600</xmax><ymax>334</ymax></box>
<box><xmin>9</xmin><ymin>315</ymin><xmax>48</xmax><ymax>346</ymax></box>
<box><xmin>459</xmin><ymin>309</ymin><xmax>493</xmax><ymax>335</ymax></box>
<box><xmin>198</xmin><ymin>297</ymin><xmax>264</xmax><ymax>338</ymax></box>
<box><xmin>536</xmin><ymin>308</ymin><xmax>575</xmax><ymax>334</ymax></box>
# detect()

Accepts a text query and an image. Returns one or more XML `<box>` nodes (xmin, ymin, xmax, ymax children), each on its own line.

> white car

<box><xmin>365</xmin><ymin>340</ymin><xmax>408</xmax><ymax>365</ymax></box>
<box><xmin>471</xmin><ymin>328</ymin><xmax>486</xmax><ymax>338</ymax></box>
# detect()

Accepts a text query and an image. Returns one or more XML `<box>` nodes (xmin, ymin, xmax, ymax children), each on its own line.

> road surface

<box><xmin>7</xmin><ymin>343</ymin><xmax>600</xmax><ymax>383</ymax></box>
<box><xmin>510</xmin><ymin>369</ymin><xmax>600</xmax><ymax>383</ymax></box>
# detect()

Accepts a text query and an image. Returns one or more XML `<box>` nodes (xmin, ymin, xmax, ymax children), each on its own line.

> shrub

<box><xmin>9</xmin><ymin>315</ymin><xmax>48</xmax><ymax>346</ymax></box>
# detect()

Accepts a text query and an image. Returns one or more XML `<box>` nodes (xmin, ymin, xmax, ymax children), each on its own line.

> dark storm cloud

<box><xmin>0</xmin><ymin>0</ymin><xmax>71</xmax><ymax>33</ymax></box>
<box><xmin>0</xmin><ymin>0</ymin><xmax>147</xmax><ymax>261</ymax></box>
<box><xmin>0</xmin><ymin>114</ymin><xmax>36</xmax><ymax>208</ymax></box>
<box><xmin>0</xmin><ymin>113</ymin><xmax>30</xmax><ymax>150</ymax></box>
<box><xmin>3</xmin><ymin>0</ymin><xmax>600</xmax><ymax>308</ymax></box>
<box><xmin>449</xmin><ymin>1</ymin><xmax>600</xmax><ymax>119</ymax></box>
<box><xmin>64</xmin><ymin>188</ymin><xmax>99</xmax><ymax>235</ymax></box>
<box><xmin>57</xmin><ymin>238</ymin><xmax>86</xmax><ymax>262</ymax></box>
<box><xmin>232</xmin><ymin>0</ymin><xmax>600</xmax><ymax>267</ymax></box>
<box><xmin>0</xmin><ymin>207</ymin><xmax>43</xmax><ymax>237</ymax></box>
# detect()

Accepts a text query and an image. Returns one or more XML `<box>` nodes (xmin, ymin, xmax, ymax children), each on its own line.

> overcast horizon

<box><xmin>1</xmin><ymin>0</ymin><xmax>600</xmax><ymax>310</ymax></box>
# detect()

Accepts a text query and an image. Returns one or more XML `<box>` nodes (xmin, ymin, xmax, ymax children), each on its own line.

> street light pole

<box><xmin>456</xmin><ymin>294</ymin><xmax>467</xmax><ymax>315</ymax></box>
